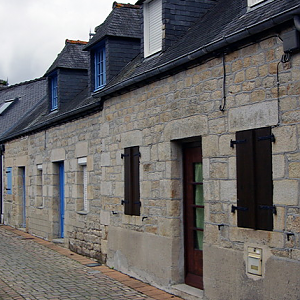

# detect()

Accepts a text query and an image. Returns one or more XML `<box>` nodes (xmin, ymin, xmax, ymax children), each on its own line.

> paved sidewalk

<box><xmin>0</xmin><ymin>226</ymin><xmax>182</xmax><ymax>300</ymax></box>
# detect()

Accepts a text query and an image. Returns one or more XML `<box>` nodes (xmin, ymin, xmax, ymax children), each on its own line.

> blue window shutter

<box><xmin>6</xmin><ymin>167</ymin><xmax>12</xmax><ymax>195</ymax></box>
<box><xmin>51</xmin><ymin>75</ymin><xmax>58</xmax><ymax>110</ymax></box>
<box><xmin>94</xmin><ymin>47</ymin><xmax>106</xmax><ymax>90</ymax></box>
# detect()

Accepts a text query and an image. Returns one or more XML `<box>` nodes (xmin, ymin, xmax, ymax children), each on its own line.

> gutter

<box><xmin>93</xmin><ymin>4</ymin><xmax>300</xmax><ymax>99</ymax></box>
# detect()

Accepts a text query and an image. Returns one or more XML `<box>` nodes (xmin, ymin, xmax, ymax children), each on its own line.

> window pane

<box><xmin>195</xmin><ymin>207</ymin><xmax>204</xmax><ymax>229</ymax></box>
<box><xmin>94</xmin><ymin>47</ymin><xmax>106</xmax><ymax>89</ymax></box>
<box><xmin>194</xmin><ymin>163</ymin><xmax>203</xmax><ymax>182</ymax></box>
<box><xmin>194</xmin><ymin>163</ymin><xmax>203</xmax><ymax>205</ymax></box>
<box><xmin>83</xmin><ymin>165</ymin><xmax>88</xmax><ymax>211</ymax></box>
<box><xmin>195</xmin><ymin>185</ymin><xmax>203</xmax><ymax>206</ymax></box>
<box><xmin>194</xmin><ymin>230</ymin><xmax>203</xmax><ymax>250</ymax></box>
<box><xmin>51</xmin><ymin>75</ymin><xmax>58</xmax><ymax>110</ymax></box>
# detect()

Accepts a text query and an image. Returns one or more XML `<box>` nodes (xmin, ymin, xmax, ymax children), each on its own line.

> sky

<box><xmin>0</xmin><ymin>0</ymin><xmax>136</xmax><ymax>85</ymax></box>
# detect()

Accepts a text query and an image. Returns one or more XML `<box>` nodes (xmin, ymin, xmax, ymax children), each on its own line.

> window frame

<box><xmin>50</xmin><ymin>73</ymin><xmax>58</xmax><ymax>111</ymax></box>
<box><xmin>94</xmin><ymin>45</ymin><xmax>106</xmax><ymax>91</ymax></box>
<box><xmin>235</xmin><ymin>126</ymin><xmax>274</xmax><ymax>231</ymax></box>
<box><xmin>123</xmin><ymin>146</ymin><xmax>141</xmax><ymax>216</ymax></box>
<box><xmin>77</xmin><ymin>157</ymin><xmax>88</xmax><ymax>213</ymax></box>
<box><xmin>144</xmin><ymin>0</ymin><xmax>162</xmax><ymax>57</ymax></box>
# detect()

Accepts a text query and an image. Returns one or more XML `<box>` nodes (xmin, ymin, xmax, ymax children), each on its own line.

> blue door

<box><xmin>59</xmin><ymin>163</ymin><xmax>64</xmax><ymax>238</ymax></box>
<box><xmin>21</xmin><ymin>168</ymin><xmax>26</xmax><ymax>228</ymax></box>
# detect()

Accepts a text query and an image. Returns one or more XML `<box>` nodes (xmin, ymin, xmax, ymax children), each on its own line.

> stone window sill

<box><xmin>77</xmin><ymin>210</ymin><xmax>88</xmax><ymax>215</ymax></box>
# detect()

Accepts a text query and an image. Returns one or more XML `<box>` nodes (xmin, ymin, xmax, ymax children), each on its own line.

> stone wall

<box><xmin>3</xmin><ymin>28</ymin><xmax>300</xmax><ymax>299</ymax></box>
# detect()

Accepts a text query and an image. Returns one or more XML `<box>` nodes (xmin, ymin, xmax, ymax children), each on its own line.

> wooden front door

<box><xmin>183</xmin><ymin>143</ymin><xmax>204</xmax><ymax>289</ymax></box>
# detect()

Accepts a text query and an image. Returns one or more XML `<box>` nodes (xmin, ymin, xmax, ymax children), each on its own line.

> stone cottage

<box><xmin>0</xmin><ymin>77</ymin><xmax>47</xmax><ymax>224</ymax></box>
<box><xmin>2</xmin><ymin>0</ymin><xmax>300</xmax><ymax>299</ymax></box>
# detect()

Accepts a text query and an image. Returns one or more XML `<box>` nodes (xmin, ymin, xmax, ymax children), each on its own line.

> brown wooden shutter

<box><xmin>124</xmin><ymin>146</ymin><xmax>140</xmax><ymax>216</ymax></box>
<box><xmin>124</xmin><ymin>147</ymin><xmax>132</xmax><ymax>215</ymax></box>
<box><xmin>254</xmin><ymin>127</ymin><xmax>273</xmax><ymax>231</ymax></box>
<box><xmin>132</xmin><ymin>146</ymin><xmax>141</xmax><ymax>216</ymax></box>
<box><xmin>236</xmin><ymin>129</ymin><xmax>256</xmax><ymax>229</ymax></box>
<box><xmin>236</xmin><ymin>127</ymin><xmax>273</xmax><ymax>230</ymax></box>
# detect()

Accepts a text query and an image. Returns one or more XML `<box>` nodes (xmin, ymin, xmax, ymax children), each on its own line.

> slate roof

<box><xmin>0</xmin><ymin>78</ymin><xmax>47</xmax><ymax>139</ymax></box>
<box><xmin>101</xmin><ymin>0</ymin><xmax>300</xmax><ymax>94</ymax></box>
<box><xmin>8</xmin><ymin>86</ymin><xmax>92</xmax><ymax>137</ymax></box>
<box><xmin>45</xmin><ymin>40</ymin><xmax>89</xmax><ymax>75</ymax></box>
<box><xmin>2</xmin><ymin>0</ymin><xmax>300</xmax><ymax>141</ymax></box>
<box><xmin>84</xmin><ymin>3</ymin><xmax>141</xmax><ymax>50</ymax></box>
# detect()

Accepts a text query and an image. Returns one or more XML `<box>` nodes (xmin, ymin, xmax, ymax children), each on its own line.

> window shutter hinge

<box><xmin>230</xmin><ymin>139</ymin><xmax>247</xmax><ymax>148</ymax></box>
<box><xmin>121</xmin><ymin>153</ymin><xmax>129</xmax><ymax>159</ymax></box>
<box><xmin>133</xmin><ymin>152</ymin><xmax>141</xmax><ymax>158</ymax></box>
<box><xmin>231</xmin><ymin>205</ymin><xmax>248</xmax><ymax>213</ymax></box>
<box><xmin>257</xmin><ymin>134</ymin><xmax>275</xmax><ymax>143</ymax></box>
<box><xmin>121</xmin><ymin>200</ymin><xmax>129</xmax><ymax>205</ymax></box>
<box><xmin>258</xmin><ymin>205</ymin><xmax>277</xmax><ymax>215</ymax></box>
<box><xmin>134</xmin><ymin>201</ymin><xmax>141</xmax><ymax>206</ymax></box>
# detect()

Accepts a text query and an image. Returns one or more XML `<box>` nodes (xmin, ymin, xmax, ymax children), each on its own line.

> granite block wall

<box><xmin>3</xmin><ymin>29</ymin><xmax>300</xmax><ymax>299</ymax></box>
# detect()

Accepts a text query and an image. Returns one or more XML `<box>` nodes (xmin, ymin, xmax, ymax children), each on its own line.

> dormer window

<box><xmin>50</xmin><ymin>74</ymin><xmax>58</xmax><ymax>111</ymax></box>
<box><xmin>248</xmin><ymin>0</ymin><xmax>266</xmax><ymax>7</ymax></box>
<box><xmin>144</xmin><ymin>0</ymin><xmax>162</xmax><ymax>57</ymax></box>
<box><xmin>94</xmin><ymin>46</ymin><xmax>106</xmax><ymax>90</ymax></box>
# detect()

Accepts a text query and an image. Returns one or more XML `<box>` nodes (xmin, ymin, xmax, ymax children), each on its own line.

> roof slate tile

<box><xmin>85</xmin><ymin>3</ymin><xmax>141</xmax><ymax>50</ymax></box>
<box><xmin>45</xmin><ymin>40</ymin><xmax>89</xmax><ymax>75</ymax></box>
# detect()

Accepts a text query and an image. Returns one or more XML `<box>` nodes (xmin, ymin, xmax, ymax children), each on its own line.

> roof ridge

<box><xmin>65</xmin><ymin>39</ymin><xmax>88</xmax><ymax>45</ymax></box>
<box><xmin>112</xmin><ymin>2</ymin><xmax>140</xmax><ymax>9</ymax></box>
<box><xmin>0</xmin><ymin>77</ymin><xmax>47</xmax><ymax>91</ymax></box>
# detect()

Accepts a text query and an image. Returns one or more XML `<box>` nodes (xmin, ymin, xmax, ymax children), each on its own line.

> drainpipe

<box><xmin>0</xmin><ymin>144</ymin><xmax>5</xmax><ymax>224</ymax></box>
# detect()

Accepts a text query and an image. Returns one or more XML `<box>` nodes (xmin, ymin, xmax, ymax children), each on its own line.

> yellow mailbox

<box><xmin>247</xmin><ymin>247</ymin><xmax>262</xmax><ymax>276</ymax></box>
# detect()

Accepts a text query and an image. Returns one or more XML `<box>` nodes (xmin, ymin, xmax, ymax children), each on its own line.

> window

<box><xmin>50</xmin><ymin>74</ymin><xmax>58</xmax><ymax>111</ymax></box>
<box><xmin>122</xmin><ymin>146</ymin><xmax>140</xmax><ymax>216</ymax></box>
<box><xmin>144</xmin><ymin>0</ymin><xmax>162</xmax><ymax>57</ymax></box>
<box><xmin>233</xmin><ymin>127</ymin><xmax>274</xmax><ymax>231</ymax></box>
<box><xmin>6</xmin><ymin>167</ymin><xmax>12</xmax><ymax>195</ymax></box>
<box><xmin>94</xmin><ymin>46</ymin><xmax>106</xmax><ymax>90</ymax></box>
<box><xmin>0</xmin><ymin>99</ymin><xmax>14</xmax><ymax>115</ymax></box>
<box><xmin>248</xmin><ymin>0</ymin><xmax>266</xmax><ymax>7</ymax></box>
<box><xmin>77</xmin><ymin>157</ymin><xmax>88</xmax><ymax>213</ymax></box>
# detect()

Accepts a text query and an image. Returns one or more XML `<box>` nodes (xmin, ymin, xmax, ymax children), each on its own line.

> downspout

<box><xmin>0</xmin><ymin>144</ymin><xmax>5</xmax><ymax>224</ymax></box>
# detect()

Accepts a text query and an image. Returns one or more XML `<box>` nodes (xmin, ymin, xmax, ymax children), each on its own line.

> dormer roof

<box><xmin>84</xmin><ymin>2</ymin><xmax>141</xmax><ymax>50</ymax></box>
<box><xmin>45</xmin><ymin>40</ymin><xmax>89</xmax><ymax>75</ymax></box>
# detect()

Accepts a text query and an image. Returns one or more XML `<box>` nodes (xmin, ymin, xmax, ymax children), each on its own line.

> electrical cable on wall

<box><xmin>276</xmin><ymin>52</ymin><xmax>292</xmax><ymax>125</ymax></box>
<box><xmin>219</xmin><ymin>52</ymin><xmax>226</xmax><ymax>112</ymax></box>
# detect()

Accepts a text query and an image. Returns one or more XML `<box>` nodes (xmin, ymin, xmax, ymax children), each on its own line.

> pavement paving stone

<box><xmin>0</xmin><ymin>226</ymin><xmax>182</xmax><ymax>300</ymax></box>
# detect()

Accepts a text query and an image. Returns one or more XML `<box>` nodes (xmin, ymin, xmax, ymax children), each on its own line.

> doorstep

<box><xmin>170</xmin><ymin>284</ymin><xmax>204</xmax><ymax>300</ymax></box>
<box><xmin>52</xmin><ymin>238</ymin><xmax>64</xmax><ymax>244</ymax></box>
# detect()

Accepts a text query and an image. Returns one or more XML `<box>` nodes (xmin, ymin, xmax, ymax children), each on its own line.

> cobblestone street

<box><xmin>0</xmin><ymin>226</ymin><xmax>182</xmax><ymax>300</ymax></box>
